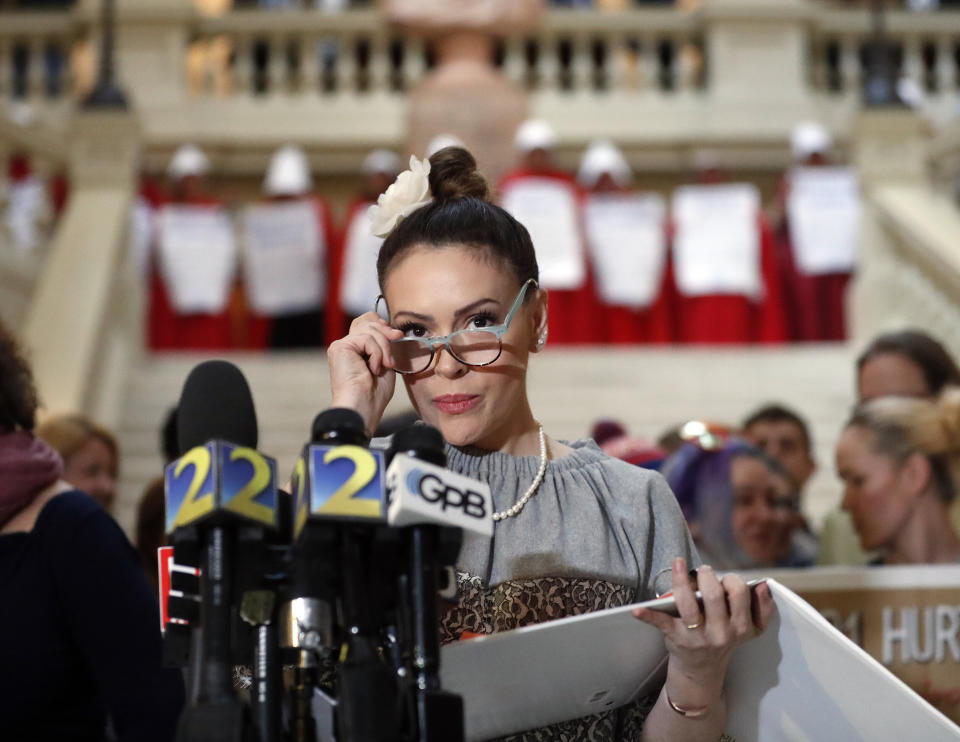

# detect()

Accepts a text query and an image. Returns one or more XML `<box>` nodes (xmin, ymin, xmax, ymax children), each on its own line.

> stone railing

<box><xmin>851</xmin><ymin>180</ymin><xmax>960</xmax><ymax>363</ymax></box>
<box><xmin>2</xmin><ymin>2</ymin><xmax>960</xmax><ymax>172</ymax></box>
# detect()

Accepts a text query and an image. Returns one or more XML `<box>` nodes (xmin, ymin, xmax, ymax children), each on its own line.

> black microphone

<box><xmin>165</xmin><ymin>360</ymin><xmax>279</xmax><ymax>742</ymax></box>
<box><xmin>385</xmin><ymin>424</ymin><xmax>492</xmax><ymax>742</ymax></box>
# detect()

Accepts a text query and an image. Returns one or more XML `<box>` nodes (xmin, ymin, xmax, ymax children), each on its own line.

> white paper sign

<box><xmin>4</xmin><ymin>176</ymin><xmax>46</xmax><ymax>253</ymax></box>
<box><xmin>339</xmin><ymin>206</ymin><xmax>384</xmax><ymax>317</ymax></box>
<box><xmin>672</xmin><ymin>183</ymin><xmax>762</xmax><ymax>299</ymax></box>
<box><xmin>241</xmin><ymin>200</ymin><xmax>325</xmax><ymax>315</ymax></box>
<box><xmin>787</xmin><ymin>166</ymin><xmax>861</xmax><ymax>275</ymax></box>
<box><xmin>501</xmin><ymin>178</ymin><xmax>586</xmax><ymax>290</ymax></box>
<box><xmin>584</xmin><ymin>192</ymin><xmax>667</xmax><ymax>308</ymax></box>
<box><xmin>129</xmin><ymin>197</ymin><xmax>155</xmax><ymax>279</ymax></box>
<box><xmin>157</xmin><ymin>205</ymin><xmax>237</xmax><ymax>314</ymax></box>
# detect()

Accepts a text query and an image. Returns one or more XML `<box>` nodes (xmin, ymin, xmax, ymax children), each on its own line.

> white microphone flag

<box><xmin>584</xmin><ymin>192</ymin><xmax>667</xmax><ymax>308</ymax></box>
<box><xmin>339</xmin><ymin>206</ymin><xmax>384</xmax><ymax>317</ymax></box>
<box><xmin>241</xmin><ymin>200</ymin><xmax>325</xmax><ymax>315</ymax></box>
<box><xmin>672</xmin><ymin>183</ymin><xmax>762</xmax><ymax>299</ymax></box>
<box><xmin>501</xmin><ymin>177</ymin><xmax>586</xmax><ymax>290</ymax></box>
<box><xmin>787</xmin><ymin>166</ymin><xmax>860</xmax><ymax>275</ymax></box>
<box><xmin>157</xmin><ymin>205</ymin><xmax>237</xmax><ymax>314</ymax></box>
<box><xmin>385</xmin><ymin>453</ymin><xmax>493</xmax><ymax>538</ymax></box>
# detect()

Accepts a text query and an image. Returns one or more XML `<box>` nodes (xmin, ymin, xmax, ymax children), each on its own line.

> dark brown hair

<box><xmin>0</xmin><ymin>320</ymin><xmax>39</xmax><ymax>433</ymax></box>
<box><xmin>376</xmin><ymin>147</ymin><xmax>539</xmax><ymax>290</ymax></box>
<box><xmin>857</xmin><ymin>330</ymin><xmax>960</xmax><ymax>396</ymax></box>
<box><xmin>742</xmin><ymin>403</ymin><xmax>812</xmax><ymax>453</ymax></box>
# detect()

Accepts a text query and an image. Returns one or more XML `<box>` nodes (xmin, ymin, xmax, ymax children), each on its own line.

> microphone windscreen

<box><xmin>389</xmin><ymin>423</ymin><xmax>446</xmax><ymax>467</ymax></box>
<box><xmin>176</xmin><ymin>360</ymin><xmax>258</xmax><ymax>454</ymax></box>
<box><xmin>310</xmin><ymin>408</ymin><xmax>366</xmax><ymax>443</ymax></box>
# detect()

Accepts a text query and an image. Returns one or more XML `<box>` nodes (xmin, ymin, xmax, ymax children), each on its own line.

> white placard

<box><xmin>672</xmin><ymin>183</ymin><xmax>762</xmax><ymax>299</ymax></box>
<box><xmin>4</xmin><ymin>176</ymin><xmax>46</xmax><ymax>253</ymax></box>
<box><xmin>129</xmin><ymin>197</ymin><xmax>155</xmax><ymax>279</ymax></box>
<box><xmin>339</xmin><ymin>206</ymin><xmax>384</xmax><ymax>317</ymax></box>
<box><xmin>787</xmin><ymin>166</ymin><xmax>861</xmax><ymax>275</ymax></box>
<box><xmin>501</xmin><ymin>177</ymin><xmax>586</xmax><ymax>290</ymax></box>
<box><xmin>584</xmin><ymin>192</ymin><xmax>667</xmax><ymax>308</ymax></box>
<box><xmin>157</xmin><ymin>205</ymin><xmax>237</xmax><ymax>314</ymax></box>
<box><xmin>241</xmin><ymin>200</ymin><xmax>325</xmax><ymax>315</ymax></box>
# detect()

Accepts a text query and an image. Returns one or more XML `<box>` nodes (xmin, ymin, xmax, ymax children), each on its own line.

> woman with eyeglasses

<box><xmin>326</xmin><ymin>146</ymin><xmax>774</xmax><ymax>740</ymax></box>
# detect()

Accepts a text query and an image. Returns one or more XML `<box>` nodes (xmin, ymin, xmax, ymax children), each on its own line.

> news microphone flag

<box><xmin>384</xmin><ymin>453</ymin><xmax>493</xmax><ymax>538</ymax></box>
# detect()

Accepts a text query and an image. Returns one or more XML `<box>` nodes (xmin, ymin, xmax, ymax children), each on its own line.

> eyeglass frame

<box><xmin>374</xmin><ymin>277</ymin><xmax>539</xmax><ymax>375</ymax></box>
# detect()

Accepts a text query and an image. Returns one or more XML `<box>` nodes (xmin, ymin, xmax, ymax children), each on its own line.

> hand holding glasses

<box><xmin>375</xmin><ymin>278</ymin><xmax>539</xmax><ymax>375</ymax></box>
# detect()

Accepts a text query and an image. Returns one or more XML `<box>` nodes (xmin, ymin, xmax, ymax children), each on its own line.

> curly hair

<box><xmin>0</xmin><ymin>320</ymin><xmax>39</xmax><ymax>433</ymax></box>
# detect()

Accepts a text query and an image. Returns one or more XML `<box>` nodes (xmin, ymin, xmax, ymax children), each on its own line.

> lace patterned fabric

<box><xmin>440</xmin><ymin>573</ymin><xmax>660</xmax><ymax>741</ymax></box>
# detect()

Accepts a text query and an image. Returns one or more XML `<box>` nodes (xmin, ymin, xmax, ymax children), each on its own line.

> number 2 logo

<box><xmin>309</xmin><ymin>445</ymin><xmax>384</xmax><ymax>520</ymax></box>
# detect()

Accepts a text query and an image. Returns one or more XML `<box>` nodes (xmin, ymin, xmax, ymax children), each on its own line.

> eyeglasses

<box><xmin>376</xmin><ymin>278</ymin><xmax>538</xmax><ymax>375</ymax></box>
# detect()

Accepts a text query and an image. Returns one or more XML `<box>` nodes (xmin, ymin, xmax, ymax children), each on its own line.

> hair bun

<box><xmin>427</xmin><ymin>146</ymin><xmax>490</xmax><ymax>203</ymax></box>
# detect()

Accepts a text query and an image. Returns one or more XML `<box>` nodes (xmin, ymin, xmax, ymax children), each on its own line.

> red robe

<box><xmin>772</xmin><ymin>175</ymin><xmax>850</xmax><ymax>342</ymax></box>
<box><xmin>585</xmin><ymin>188</ymin><xmax>675</xmax><ymax>344</ymax></box>
<box><xmin>248</xmin><ymin>195</ymin><xmax>336</xmax><ymax>349</ymax></box>
<box><xmin>147</xmin><ymin>193</ymin><xmax>235</xmax><ymax>351</ymax></box>
<box><xmin>672</xmin><ymin>213</ymin><xmax>788</xmax><ymax>345</ymax></box>
<box><xmin>497</xmin><ymin>168</ymin><xmax>602</xmax><ymax>345</ymax></box>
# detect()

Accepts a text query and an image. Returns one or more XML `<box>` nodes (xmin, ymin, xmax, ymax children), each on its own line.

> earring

<box><xmin>537</xmin><ymin>330</ymin><xmax>547</xmax><ymax>348</ymax></box>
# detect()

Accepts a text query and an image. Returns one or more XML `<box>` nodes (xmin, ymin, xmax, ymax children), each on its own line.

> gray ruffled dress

<box><xmin>436</xmin><ymin>439</ymin><xmax>700</xmax><ymax>741</ymax></box>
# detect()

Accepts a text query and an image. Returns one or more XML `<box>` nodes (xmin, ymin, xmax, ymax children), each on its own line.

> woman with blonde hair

<box><xmin>36</xmin><ymin>413</ymin><xmax>118</xmax><ymax>511</ymax></box>
<box><xmin>835</xmin><ymin>388</ymin><xmax>960</xmax><ymax>565</ymax></box>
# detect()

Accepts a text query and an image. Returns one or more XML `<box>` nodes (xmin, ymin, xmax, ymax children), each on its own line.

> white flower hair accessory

<box><xmin>368</xmin><ymin>155</ymin><xmax>432</xmax><ymax>238</ymax></box>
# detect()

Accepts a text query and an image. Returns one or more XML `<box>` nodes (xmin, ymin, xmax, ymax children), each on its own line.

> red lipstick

<box><xmin>433</xmin><ymin>394</ymin><xmax>480</xmax><ymax>415</ymax></box>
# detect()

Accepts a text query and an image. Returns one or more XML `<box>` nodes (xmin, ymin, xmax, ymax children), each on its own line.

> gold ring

<box><xmin>685</xmin><ymin>621</ymin><xmax>702</xmax><ymax>630</ymax></box>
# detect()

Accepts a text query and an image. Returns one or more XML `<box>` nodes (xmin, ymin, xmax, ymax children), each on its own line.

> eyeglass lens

<box><xmin>393</xmin><ymin>330</ymin><xmax>501</xmax><ymax>373</ymax></box>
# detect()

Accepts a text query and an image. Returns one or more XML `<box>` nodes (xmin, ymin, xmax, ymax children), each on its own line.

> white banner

<box><xmin>339</xmin><ymin>206</ymin><xmax>384</xmax><ymax>317</ymax></box>
<box><xmin>129</xmin><ymin>197</ymin><xmax>155</xmax><ymax>280</ymax></box>
<box><xmin>672</xmin><ymin>183</ymin><xmax>762</xmax><ymax>299</ymax></box>
<box><xmin>4</xmin><ymin>176</ymin><xmax>46</xmax><ymax>253</ymax></box>
<box><xmin>501</xmin><ymin>177</ymin><xmax>586</xmax><ymax>290</ymax></box>
<box><xmin>584</xmin><ymin>192</ymin><xmax>667</xmax><ymax>308</ymax></box>
<box><xmin>241</xmin><ymin>200</ymin><xmax>325</xmax><ymax>315</ymax></box>
<box><xmin>787</xmin><ymin>166</ymin><xmax>861</xmax><ymax>275</ymax></box>
<box><xmin>157</xmin><ymin>205</ymin><xmax>237</xmax><ymax>315</ymax></box>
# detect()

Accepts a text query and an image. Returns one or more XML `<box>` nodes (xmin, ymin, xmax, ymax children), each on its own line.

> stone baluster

<box><xmin>902</xmin><ymin>38</ymin><xmax>924</xmax><ymax>95</ymax></box>
<box><xmin>300</xmin><ymin>35</ymin><xmax>320</xmax><ymax>95</ymax></box>
<box><xmin>840</xmin><ymin>36</ymin><xmax>861</xmax><ymax>99</ymax></box>
<box><xmin>29</xmin><ymin>38</ymin><xmax>46</xmax><ymax>99</ymax></box>
<box><xmin>643</xmin><ymin>36</ymin><xmax>661</xmax><ymax>91</ymax></box>
<box><xmin>336</xmin><ymin>33</ymin><xmax>357</xmax><ymax>95</ymax></box>
<box><xmin>233</xmin><ymin>35</ymin><xmax>255</xmax><ymax>98</ymax></box>
<box><xmin>368</xmin><ymin>34</ymin><xmax>390</xmax><ymax>93</ymax></box>
<box><xmin>502</xmin><ymin>36</ymin><xmax>525</xmax><ymax>86</ymax></box>
<box><xmin>268</xmin><ymin>35</ymin><xmax>286</xmax><ymax>95</ymax></box>
<box><xmin>936</xmin><ymin>37</ymin><xmax>956</xmax><ymax>96</ymax></box>
<box><xmin>607</xmin><ymin>33</ymin><xmax>629</xmax><ymax>93</ymax></box>
<box><xmin>403</xmin><ymin>36</ymin><xmax>426</xmax><ymax>91</ymax></box>
<box><xmin>538</xmin><ymin>35</ymin><xmax>559</xmax><ymax>92</ymax></box>
<box><xmin>0</xmin><ymin>38</ymin><xmax>10</xmax><ymax>99</ymax></box>
<box><xmin>570</xmin><ymin>34</ymin><xmax>592</xmax><ymax>93</ymax></box>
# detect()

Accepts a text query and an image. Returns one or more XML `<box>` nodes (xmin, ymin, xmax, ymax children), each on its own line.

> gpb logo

<box><xmin>406</xmin><ymin>469</ymin><xmax>487</xmax><ymax>519</ymax></box>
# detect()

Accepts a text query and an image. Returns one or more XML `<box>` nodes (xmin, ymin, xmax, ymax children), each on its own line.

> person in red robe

<box><xmin>670</xmin><ymin>151</ymin><xmax>788</xmax><ymax>345</ymax></box>
<box><xmin>772</xmin><ymin>121</ymin><xmax>851</xmax><ymax>342</ymax></box>
<box><xmin>253</xmin><ymin>144</ymin><xmax>336</xmax><ymax>349</ymax></box>
<box><xmin>498</xmin><ymin>120</ymin><xmax>600</xmax><ymax>345</ymax></box>
<box><xmin>578</xmin><ymin>139</ymin><xmax>674</xmax><ymax>344</ymax></box>
<box><xmin>148</xmin><ymin>144</ymin><xmax>234</xmax><ymax>351</ymax></box>
<box><xmin>327</xmin><ymin>148</ymin><xmax>400</xmax><ymax>344</ymax></box>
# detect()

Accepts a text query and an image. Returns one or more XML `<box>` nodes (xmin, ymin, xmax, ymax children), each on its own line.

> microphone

<box><xmin>385</xmin><ymin>424</ymin><xmax>492</xmax><ymax>742</ymax></box>
<box><xmin>164</xmin><ymin>360</ymin><xmax>279</xmax><ymax>742</ymax></box>
<box><xmin>288</xmin><ymin>407</ymin><xmax>401</xmax><ymax>742</ymax></box>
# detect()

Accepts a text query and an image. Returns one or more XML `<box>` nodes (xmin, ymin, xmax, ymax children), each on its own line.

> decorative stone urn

<box><xmin>384</xmin><ymin>0</ymin><xmax>544</xmax><ymax>184</ymax></box>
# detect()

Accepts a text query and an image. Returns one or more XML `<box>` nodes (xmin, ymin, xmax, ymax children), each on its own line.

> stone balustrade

<box><xmin>1</xmin><ymin>2</ymin><xmax>960</xmax><ymax>172</ymax></box>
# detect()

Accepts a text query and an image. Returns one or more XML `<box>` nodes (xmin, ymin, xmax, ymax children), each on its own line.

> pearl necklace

<box><xmin>492</xmin><ymin>424</ymin><xmax>547</xmax><ymax>522</ymax></box>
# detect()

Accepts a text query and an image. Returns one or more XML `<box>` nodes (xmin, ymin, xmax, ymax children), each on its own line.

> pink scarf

<box><xmin>0</xmin><ymin>431</ymin><xmax>63</xmax><ymax>530</ymax></box>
